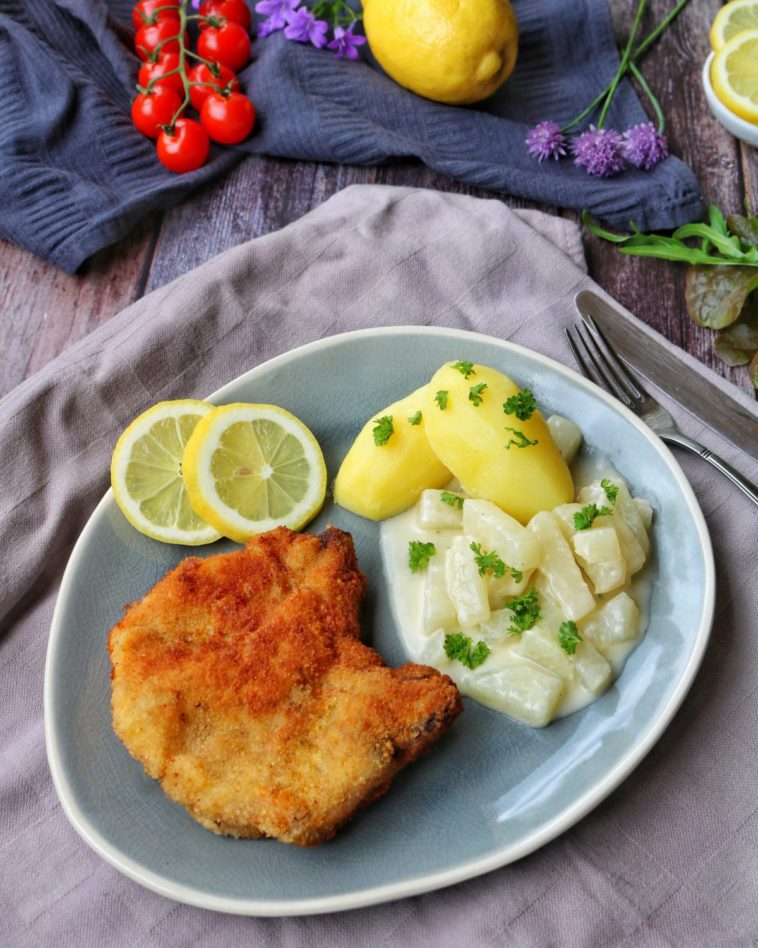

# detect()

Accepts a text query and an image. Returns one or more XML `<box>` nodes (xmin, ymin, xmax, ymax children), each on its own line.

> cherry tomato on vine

<box><xmin>138</xmin><ymin>53</ymin><xmax>186</xmax><ymax>96</ymax></box>
<box><xmin>187</xmin><ymin>63</ymin><xmax>240</xmax><ymax>111</ymax></box>
<box><xmin>135</xmin><ymin>20</ymin><xmax>187</xmax><ymax>62</ymax></box>
<box><xmin>132</xmin><ymin>0</ymin><xmax>180</xmax><ymax>29</ymax></box>
<box><xmin>200</xmin><ymin>91</ymin><xmax>255</xmax><ymax>144</ymax></box>
<box><xmin>156</xmin><ymin>118</ymin><xmax>210</xmax><ymax>173</ymax></box>
<box><xmin>131</xmin><ymin>87</ymin><xmax>183</xmax><ymax>139</ymax></box>
<box><xmin>198</xmin><ymin>0</ymin><xmax>252</xmax><ymax>31</ymax></box>
<box><xmin>197</xmin><ymin>22</ymin><xmax>251</xmax><ymax>73</ymax></box>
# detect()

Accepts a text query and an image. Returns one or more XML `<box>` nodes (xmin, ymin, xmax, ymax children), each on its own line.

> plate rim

<box><xmin>44</xmin><ymin>324</ymin><xmax>716</xmax><ymax>916</ymax></box>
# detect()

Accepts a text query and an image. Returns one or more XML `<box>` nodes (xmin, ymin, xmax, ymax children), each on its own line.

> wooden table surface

<box><xmin>1</xmin><ymin>0</ymin><xmax>756</xmax><ymax>402</ymax></box>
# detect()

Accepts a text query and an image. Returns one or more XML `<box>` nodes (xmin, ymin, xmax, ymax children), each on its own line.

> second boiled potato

<box><xmin>424</xmin><ymin>363</ymin><xmax>573</xmax><ymax>523</ymax></box>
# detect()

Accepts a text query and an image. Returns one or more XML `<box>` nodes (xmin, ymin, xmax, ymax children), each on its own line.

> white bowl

<box><xmin>702</xmin><ymin>51</ymin><xmax>758</xmax><ymax>147</ymax></box>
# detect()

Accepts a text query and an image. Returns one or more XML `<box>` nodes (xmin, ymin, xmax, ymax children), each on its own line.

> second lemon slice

<box><xmin>182</xmin><ymin>403</ymin><xmax>327</xmax><ymax>542</ymax></box>
<box><xmin>711</xmin><ymin>29</ymin><xmax>758</xmax><ymax>123</ymax></box>
<box><xmin>710</xmin><ymin>0</ymin><xmax>758</xmax><ymax>51</ymax></box>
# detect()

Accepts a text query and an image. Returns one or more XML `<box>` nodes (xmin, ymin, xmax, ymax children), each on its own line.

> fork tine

<box><xmin>565</xmin><ymin>326</ymin><xmax>599</xmax><ymax>384</ymax></box>
<box><xmin>567</xmin><ymin>325</ymin><xmax>633</xmax><ymax>407</ymax></box>
<box><xmin>582</xmin><ymin>313</ymin><xmax>645</xmax><ymax>401</ymax></box>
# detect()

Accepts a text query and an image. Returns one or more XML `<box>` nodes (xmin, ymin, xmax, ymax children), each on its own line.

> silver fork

<box><xmin>566</xmin><ymin>317</ymin><xmax>758</xmax><ymax>506</ymax></box>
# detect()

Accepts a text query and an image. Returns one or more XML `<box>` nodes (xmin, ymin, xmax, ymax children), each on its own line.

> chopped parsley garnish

<box><xmin>469</xmin><ymin>542</ymin><xmax>522</xmax><ymax>582</ymax></box>
<box><xmin>434</xmin><ymin>390</ymin><xmax>449</xmax><ymax>410</ymax></box>
<box><xmin>408</xmin><ymin>410</ymin><xmax>422</xmax><ymax>426</ymax></box>
<box><xmin>444</xmin><ymin>631</ymin><xmax>491</xmax><ymax>670</ymax></box>
<box><xmin>506</xmin><ymin>587</ymin><xmax>540</xmax><ymax>635</ymax></box>
<box><xmin>573</xmin><ymin>502</ymin><xmax>613</xmax><ymax>530</ymax></box>
<box><xmin>468</xmin><ymin>382</ymin><xmax>488</xmax><ymax>407</ymax></box>
<box><xmin>372</xmin><ymin>415</ymin><xmax>394</xmax><ymax>446</ymax></box>
<box><xmin>601</xmin><ymin>478</ymin><xmax>619</xmax><ymax>504</ymax></box>
<box><xmin>408</xmin><ymin>540</ymin><xmax>436</xmax><ymax>573</ymax></box>
<box><xmin>505</xmin><ymin>427</ymin><xmax>538</xmax><ymax>450</ymax></box>
<box><xmin>440</xmin><ymin>491</ymin><xmax>465</xmax><ymax>509</ymax></box>
<box><xmin>452</xmin><ymin>360</ymin><xmax>475</xmax><ymax>378</ymax></box>
<box><xmin>558</xmin><ymin>620</ymin><xmax>583</xmax><ymax>655</ymax></box>
<box><xmin>503</xmin><ymin>389</ymin><xmax>537</xmax><ymax>421</ymax></box>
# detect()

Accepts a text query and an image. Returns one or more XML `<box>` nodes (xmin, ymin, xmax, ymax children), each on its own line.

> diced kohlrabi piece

<box><xmin>582</xmin><ymin>592</ymin><xmax>641</xmax><ymax>651</ymax></box>
<box><xmin>417</xmin><ymin>489</ymin><xmax>465</xmax><ymax>530</ymax></box>
<box><xmin>572</xmin><ymin>640</ymin><xmax>613</xmax><ymax>694</ymax></box>
<box><xmin>422</xmin><ymin>557</ymin><xmax>458</xmax><ymax>635</ymax></box>
<box><xmin>446</xmin><ymin>535</ymin><xmax>490</xmax><ymax>628</ymax></box>
<box><xmin>516</xmin><ymin>624</ymin><xmax>576</xmax><ymax>682</ymax></box>
<box><xmin>552</xmin><ymin>503</ymin><xmax>583</xmax><ymax>543</ymax></box>
<box><xmin>468</xmin><ymin>661</ymin><xmax>564</xmax><ymax>727</ymax></box>
<box><xmin>579</xmin><ymin>478</ymin><xmax>649</xmax><ymax>556</ymax></box>
<box><xmin>463</xmin><ymin>498</ymin><xmax>541</xmax><ymax>573</ymax></box>
<box><xmin>634</xmin><ymin>496</ymin><xmax>654</xmax><ymax>530</ymax></box>
<box><xmin>528</xmin><ymin>511</ymin><xmax>596</xmax><ymax>621</ymax></box>
<box><xmin>572</xmin><ymin>524</ymin><xmax>627</xmax><ymax>595</ymax></box>
<box><xmin>546</xmin><ymin>415</ymin><xmax>583</xmax><ymax>464</ymax></box>
<box><xmin>487</xmin><ymin>567</ymin><xmax>532</xmax><ymax>609</ymax></box>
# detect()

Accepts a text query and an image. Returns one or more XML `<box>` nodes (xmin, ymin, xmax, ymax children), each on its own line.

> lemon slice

<box><xmin>111</xmin><ymin>400</ymin><xmax>222</xmax><ymax>545</ymax></box>
<box><xmin>182</xmin><ymin>403</ymin><xmax>327</xmax><ymax>542</ymax></box>
<box><xmin>710</xmin><ymin>0</ymin><xmax>758</xmax><ymax>51</ymax></box>
<box><xmin>711</xmin><ymin>30</ymin><xmax>758</xmax><ymax>122</ymax></box>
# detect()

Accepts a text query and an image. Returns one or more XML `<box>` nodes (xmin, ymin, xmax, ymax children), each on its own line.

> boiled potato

<box><xmin>423</xmin><ymin>363</ymin><xmax>573</xmax><ymax>523</ymax></box>
<box><xmin>334</xmin><ymin>385</ymin><xmax>451</xmax><ymax>520</ymax></box>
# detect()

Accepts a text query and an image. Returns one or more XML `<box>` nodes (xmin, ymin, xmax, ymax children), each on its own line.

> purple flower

<box><xmin>525</xmin><ymin>121</ymin><xmax>568</xmax><ymax>162</ymax></box>
<box><xmin>254</xmin><ymin>0</ymin><xmax>298</xmax><ymax>32</ymax></box>
<box><xmin>283</xmin><ymin>7</ymin><xmax>329</xmax><ymax>48</ymax></box>
<box><xmin>622</xmin><ymin>122</ymin><xmax>669</xmax><ymax>170</ymax></box>
<box><xmin>572</xmin><ymin>126</ymin><xmax>625</xmax><ymax>177</ymax></box>
<box><xmin>327</xmin><ymin>24</ymin><xmax>367</xmax><ymax>60</ymax></box>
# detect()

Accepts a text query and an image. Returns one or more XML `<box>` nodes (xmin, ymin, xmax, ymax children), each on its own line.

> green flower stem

<box><xmin>597</xmin><ymin>0</ymin><xmax>647</xmax><ymax>129</ymax></box>
<box><xmin>629</xmin><ymin>60</ymin><xmax>665</xmax><ymax>132</ymax></box>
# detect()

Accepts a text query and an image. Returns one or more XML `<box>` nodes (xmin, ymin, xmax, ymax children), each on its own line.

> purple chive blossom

<box><xmin>622</xmin><ymin>122</ymin><xmax>668</xmax><ymax>170</ymax></box>
<box><xmin>254</xmin><ymin>0</ymin><xmax>299</xmax><ymax>32</ymax></box>
<box><xmin>327</xmin><ymin>24</ymin><xmax>367</xmax><ymax>60</ymax></box>
<box><xmin>283</xmin><ymin>7</ymin><xmax>329</xmax><ymax>48</ymax></box>
<box><xmin>572</xmin><ymin>125</ymin><xmax>625</xmax><ymax>177</ymax></box>
<box><xmin>525</xmin><ymin>121</ymin><xmax>568</xmax><ymax>162</ymax></box>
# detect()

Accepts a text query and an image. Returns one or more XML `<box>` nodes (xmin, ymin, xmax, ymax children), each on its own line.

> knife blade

<box><xmin>574</xmin><ymin>289</ymin><xmax>758</xmax><ymax>463</ymax></box>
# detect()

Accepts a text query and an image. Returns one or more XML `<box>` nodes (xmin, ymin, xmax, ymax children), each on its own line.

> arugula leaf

<box><xmin>444</xmin><ymin>631</ymin><xmax>491</xmax><ymax>670</ymax></box>
<box><xmin>408</xmin><ymin>540</ymin><xmax>436</xmax><ymax>573</ymax></box>
<box><xmin>440</xmin><ymin>491</ymin><xmax>465</xmax><ymax>509</ymax></box>
<box><xmin>434</xmin><ymin>390</ymin><xmax>449</xmax><ymax>410</ymax></box>
<box><xmin>468</xmin><ymin>382</ymin><xmax>488</xmax><ymax>406</ymax></box>
<box><xmin>505</xmin><ymin>427</ymin><xmax>538</xmax><ymax>449</ymax></box>
<box><xmin>372</xmin><ymin>415</ymin><xmax>394</xmax><ymax>446</ymax></box>
<box><xmin>408</xmin><ymin>410</ymin><xmax>422</xmax><ymax>426</ymax></box>
<box><xmin>503</xmin><ymin>389</ymin><xmax>537</xmax><ymax>421</ymax></box>
<box><xmin>573</xmin><ymin>503</ymin><xmax>613</xmax><ymax>530</ymax></box>
<box><xmin>558</xmin><ymin>620</ymin><xmax>582</xmax><ymax>655</ymax></box>
<box><xmin>506</xmin><ymin>587</ymin><xmax>540</xmax><ymax>635</ymax></box>
<box><xmin>600</xmin><ymin>478</ymin><xmax>619</xmax><ymax>504</ymax></box>
<box><xmin>452</xmin><ymin>360</ymin><xmax>475</xmax><ymax>378</ymax></box>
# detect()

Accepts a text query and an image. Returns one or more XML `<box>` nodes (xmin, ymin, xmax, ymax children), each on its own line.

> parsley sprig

<box><xmin>434</xmin><ymin>390</ymin><xmax>449</xmax><ymax>410</ymax></box>
<box><xmin>503</xmin><ymin>389</ymin><xmax>537</xmax><ymax>421</ymax></box>
<box><xmin>408</xmin><ymin>540</ymin><xmax>436</xmax><ymax>573</ymax></box>
<box><xmin>506</xmin><ymin>587</ymin><xmax>541</xmax><ymax>635</ymax></box>
<box><xmin>408</xmin><ymin>410</ymin><xmax>422</xmax><ymax>426</ymax></box>
<box><xmin>444</xmin><ymin>631</ymin><xmax>491</xmax><ymax>670</ymax></box>
<box><xmin>558</xmin><ymin>620</ymin><xmax>583</xmax><ymax>655</ymax></box>
<box><xmin>505</xmin><ymin>427</ymin><xmax>538</xmax><ymax>449</ymax></box>
<box><xmin>372</xmin><ymin>415</ymin><xmax>394</xmax><ymax>446</ymax></box>
<box><xmin>468</xmin><ymin>382</ymin><xmax>488</xmax><ymax>406</ymax></box>
<box><xmin>469</xmin><ymin>542</ymin><xmax>522</xmax><ymax>582</ymax></box>
<box><xmin>440</xmin><ymin>491</ymin><xmax>465</xmax><ymax>509</ymax></box>
<box><xmin>601</xmin><ymin>478</ymin><xmax>619</xmax><ymax>503</ymax></box>
<box><xmin>573</xmin><ymin>502</ymin><xmax>613</xmax><ymax>530</ymax></box>
<box><xmin>452</xmin><ymin>361</ymin><xmax>475</xmax><ymax>378</ymax></box>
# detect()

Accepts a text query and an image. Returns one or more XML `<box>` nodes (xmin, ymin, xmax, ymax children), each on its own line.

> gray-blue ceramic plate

<box><xmin>45</xmin><ymin>327</ymin><xmax>715</xmax><ymax>916</ymax></box>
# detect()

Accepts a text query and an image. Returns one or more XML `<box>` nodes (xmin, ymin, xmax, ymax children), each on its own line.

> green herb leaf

<box><xmin>408</xmin><ymin>540</ymin><xmax>436</xmax><ymax>573</ymax></box>
<box><xmin>714</xmin><ymin>302</ymin><xmax>758</xmax><ymax>367</ymax></box>
<box><xmin>444</xmin><ymin>631</ymin><xmax>491</xmax><ymax>670</ymax></box>
<box><xmin>468</xmin><ymin>382</ymin><xmax>488</xmax><ymax>407</ymax></box>
<box><xmin>573</xmin><ymin>503</ymin><xmax>613</xmax><ymax>530</ymax></box>
<box><xmin>685</xmin><ymin>265</ymin><xmax>758</xmax><ymax>330</ymax></box>
<box><xmin>505</xmin><ymin>427</ymin><xmax>538</xmax><ymax>449</ymax></box>
<box><xmin>506</xmin><ymin>587</ymin><xmax>541</xmax><ymax>635</ymax></box>
<box><xmin>452</xmin><ymin>360</ymin><xmax>475</xmax><ymax>378</ymax></box>
<box><xmin>408</xmin><ymin>410</ymin><xmax>423</xmax><ymax>426</ymax></box>
<box><xmin>503</xmin><ymin>389</ymin><xmax>537</xmax><ymax>421</ymax></box>
<box><xmin>470</xmin><ymin>541</ymin><xmax>506</xmax><ymax>578</ymax></box>
<box><xmin>558</xmin><ymin>620</ymin><xmax>583</xmax><ymax>655</ymax></box>
<box><xmin>372</xmin><ymin>415</ymin><xmax>394</xmax><ymax>446</ymax></box>
<box><xmin>435</xmin><ymin>390</ymin><xmax>449</xmax><ymax>410</ymax></box>
<box><xmin>600</xmin><ymin>478</ymin><xmax>619</xmax><ymax>504</ymax></box>
<box><xmin>440</xmin><ymin>491</ymin><xmax>465</xmax><ymax>509</ymax></box>
<box><xmin>727</xmin><ymin>213</ymin><xmax>758</xmax><ymax>248</ymax></box>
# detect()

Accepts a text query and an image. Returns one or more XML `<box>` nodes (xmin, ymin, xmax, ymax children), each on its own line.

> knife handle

<box><xmin>660</xmin><ymin>431</ymin><xmax>758</xmax><ymax>506</ymax></box>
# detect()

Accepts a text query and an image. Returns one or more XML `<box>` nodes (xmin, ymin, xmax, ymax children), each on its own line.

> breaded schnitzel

<box><xmin>108</xmin><ymin>526</ymin><xmax>462</xmax><ymax>846</ymax></box>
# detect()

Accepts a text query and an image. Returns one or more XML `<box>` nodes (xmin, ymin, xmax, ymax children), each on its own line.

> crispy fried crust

<box><xmin>108</xmin><ymin>526</ymin><xmax>462</xmax><ymax>846</ymax></box>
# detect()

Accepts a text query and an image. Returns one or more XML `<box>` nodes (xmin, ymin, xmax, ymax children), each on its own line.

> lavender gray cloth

<box><xmin>0</xmin><ymin>0</ymin><xmax>703</xmax><ymax>273</ymax></box>
<box><xmin>2</xmin><ymin>185</ymin><xmax>757</xmax><ymax>946</ymax></box>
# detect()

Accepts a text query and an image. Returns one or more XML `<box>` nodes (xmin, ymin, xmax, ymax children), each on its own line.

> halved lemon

<box><xmin>182</xmin><ymin>403</ymin><xmax>327</xmax><ymax>542</ymax></box>
<box><xmin>111</xmin><ymin>400</ymin><xmax>222</xmax><ymax>545</ymax></box>
<box><xmin>711</xmin><ymin>29</ymin><xmax>758</xmax><ymax>123</ymax></box>
<box><xmin>710</xmin><ymin>0</ymin><xmax>758</xmax><ymax>51</ymax></box>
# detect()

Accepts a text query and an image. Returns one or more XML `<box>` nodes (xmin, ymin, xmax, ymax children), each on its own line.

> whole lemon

<box><xmin>363</xmin><ymin>0</ymin><xmax>519</xmax><ymax>106</ymax></box>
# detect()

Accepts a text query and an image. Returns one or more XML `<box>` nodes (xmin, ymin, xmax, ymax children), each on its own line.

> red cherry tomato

<box><xmin>132</xmin><ymin>0</ymin><xmax>180</xmax><ymax>29</ymax></box>
<box><xmin>200</xmin><ymin>91</ymin><xmax>255</xmax><ymax>144</ymax></box>
<box><xmin>138</xmin><ymin>53</ymin><xmax>186</xmax><ymax>96</ymax></box>
<box><xmin>135</xmin><ymin>20</ymin><xmax>187</xmax><ymax>62</ymax></box>
<box><xmin>156</xmin><ymin>118</ymin><xmax>210</xmax><ymax>173</ymax></box>
<box><xmin>198</xmin><ymin>0</ymin><xmax>252</xmax><ymax>31</ymax></box>
<box><xmin>197</xmin><ymin>23</ymin><xmax>251</xmax><ymax>72</ymax></box>
<box><xmin>187</xmin><ymin>63</ymin><xmax>240</xmax><ymax>111</ymax></box>
<box><xmin>131</xmin><ymin>87</ymin><xmax>183</xmax><ymax>138</ymax></box>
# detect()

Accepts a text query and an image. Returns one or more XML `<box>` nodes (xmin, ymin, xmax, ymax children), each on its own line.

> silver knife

<box><xmin>575</xmin><ymin>289</ymin><xmax>758</xmax><ymax>464</ymax></box>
